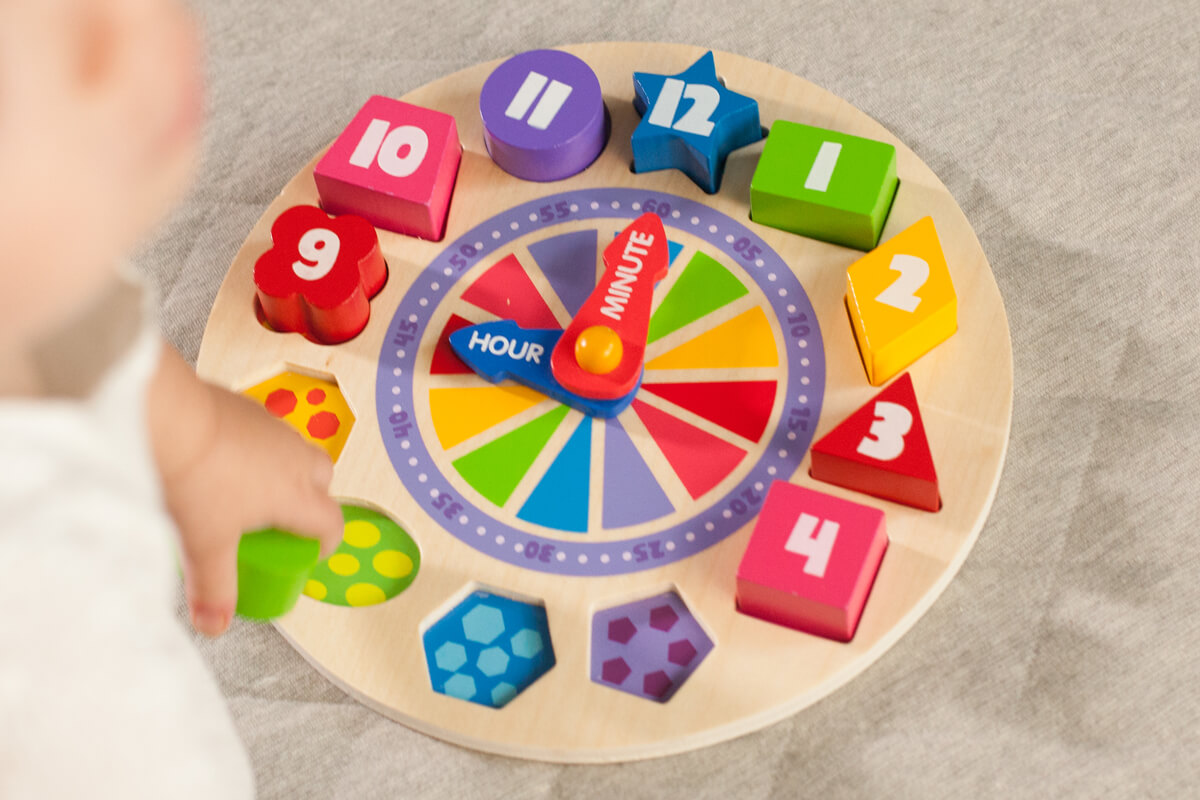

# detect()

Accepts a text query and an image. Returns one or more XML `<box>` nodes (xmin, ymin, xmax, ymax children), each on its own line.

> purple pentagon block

<box><xmin>667</xmin><ymin>639</ymin><xmax>698</xmax><ymax>667</ymax></box>
<box><xmin>643</xmin><ymin>670</ymin><xmax>673</xmax><ymax>699</ymax></box>
<box><xmin>608</xmin><ymin>617</ymin><xmax>637</xmax><ymax>645</ymax></box>
<box><xmin>590</xmin><ymin>591</ymin><xmax>714</xmax><ymax>703</ymax></box>
<box><xmin>601</xmin><ymin>658</ymin><xmax>632</xmax><ymax>686</ymax></box>
<box><xmin>648</xmin><ymin>605</ymin><xmax>679</xmax><ymax>632</ymax></box>
<box><xmin>479</xmin><ymin>49</ymin><xmax>608</xmax><ymax>182</ymax></box>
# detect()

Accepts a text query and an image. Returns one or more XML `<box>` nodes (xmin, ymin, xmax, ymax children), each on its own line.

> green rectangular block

<box><xmin>750</xmin><ymin>120</ymin><xmax>899</xmax><ymax>250</ymax></box>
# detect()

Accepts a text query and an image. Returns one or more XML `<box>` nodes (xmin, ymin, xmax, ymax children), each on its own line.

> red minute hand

<box><xmin>550</xmin><ymin>213</ymin><xmax>670</xmax><ymax>400</ymax></box>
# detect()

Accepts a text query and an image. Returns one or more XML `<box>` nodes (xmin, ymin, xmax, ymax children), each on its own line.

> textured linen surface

<box><xmin>139</xmin><ymin>1</ymin><xmax>1200</xmax><ymax>797</ymax></box>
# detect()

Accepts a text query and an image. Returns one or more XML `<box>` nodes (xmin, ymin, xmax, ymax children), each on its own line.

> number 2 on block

<box><xmin>784</xmin><ymin>512</ymin><xmax>839</xmax><ymax>578</ymax></box>
<box><xmin>875</xmin><ymin>254</ymin><xmax>929</xmax><ymax>312</ymax></box>
<box><xmin>646</xmin><ymin>78</ymin><xmax>719</xmax><ymax>136</ymax></box>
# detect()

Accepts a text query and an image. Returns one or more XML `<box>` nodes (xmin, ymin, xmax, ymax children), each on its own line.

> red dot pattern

<box><xmin>307</xmin><ymin>410</ymin><xmax>341</xmax><ymax>440</ymax></box>
<box><xmin>265</xmin><ymin>389</ymin><xmax>297</xmax><ymax>417</ymax></box>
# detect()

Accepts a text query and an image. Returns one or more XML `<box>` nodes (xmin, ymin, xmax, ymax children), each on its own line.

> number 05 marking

<box><xmin>875</xmin><ymin>254</ymin><xmax>929</xmax><ymax>312</ymax></box>
<box><xmin>856</xmin><ymin>400</ymin><xmax>913</xmax><ymax>461</ymax></box>
<box><xmin>647</xmin><ymin>78</ymin><xmax>720</xmax><ymax>136</ymax></box>
<box><xmin>784</xmin><ymin>512</ymin><xmax>839</xmax><ymax>578</ymax></box>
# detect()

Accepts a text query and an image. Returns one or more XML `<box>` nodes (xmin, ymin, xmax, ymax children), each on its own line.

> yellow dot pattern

<box><xmin>328</xmin><ymin>553</ymin><xmax>360</xmax><ymax>576</ymax></box>
<box><xmin>343</xmin><ymin>520</ymin><xmax>381</xmax><ymax>549</ymax></box>
<box><xmin>305</xmin><ymin>505</ymin><xmax>421</xmax><ymax>608</ymax></box>
<box><xmin>373</xmin><ymin>550</ymin><xmax>413</xmax><ymax>579</ymax></box>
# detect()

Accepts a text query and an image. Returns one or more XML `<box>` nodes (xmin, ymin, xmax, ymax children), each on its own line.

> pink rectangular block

<box><xmin>736</xmin><ymin>482</ymin><xmax>888</xmax><ymax>642</ymax></box>
<box><xmin>314</xmin><ymin>95</ymin><xmax>462</xmax><ymax>241</ymax></box>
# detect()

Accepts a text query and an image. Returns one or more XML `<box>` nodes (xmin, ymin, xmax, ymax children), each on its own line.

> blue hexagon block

<box><xmin>423</xmin><ymin>590</ymin><xmax>556</xmax><ymax>709</ymax></box>
<box><xmin>462</xmin><ymin>604</ymin><xmax>505</xmax><ymax>644</ymax></box>
<box><xmin>434</xmin><ymin>642</ymin><xmax>467</xmax><ymax>673</ymax></box>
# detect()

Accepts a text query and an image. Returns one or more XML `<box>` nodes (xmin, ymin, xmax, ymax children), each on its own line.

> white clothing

<box><xmin>0</xmin><ymin>285</ymin><xmax>254</xmax><ymax>799</ymax></box>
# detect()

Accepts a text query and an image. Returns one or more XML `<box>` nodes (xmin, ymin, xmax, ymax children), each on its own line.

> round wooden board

<box><xmin>197</xmin><ymin>43</ymin><xmax>1012</xmax><ymax>763</ymax></box>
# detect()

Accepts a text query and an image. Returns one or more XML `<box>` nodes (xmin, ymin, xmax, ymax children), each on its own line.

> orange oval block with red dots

<box><xmin>253</xmin><ymin>204</ymin><xmax>387</xmax><ymax>345</ymax></box>
<box><xmin>243</xmin><ymin>372</ymin><xmax>355</xmax><ymax>463</ymax></box>
<box><xmin>550</xmin><ymin>213</ymin><xmax>669</xmax><ymax>400</ymax></box>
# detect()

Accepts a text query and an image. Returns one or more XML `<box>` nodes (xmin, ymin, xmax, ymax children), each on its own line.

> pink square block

<box><xmin>314</xmin><ymin>95</ymin><xmax>462</xmax><ymax>241</ymax></box>
<box><xmin>736</xmin><ymin>482</ymin><xmax>888</xmax><ymax>642</ymax></box>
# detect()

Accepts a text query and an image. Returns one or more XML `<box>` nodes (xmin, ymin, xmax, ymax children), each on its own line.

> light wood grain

<box><xmin>197</xmin><ymin>43</ymin><xmax>1012</xmax><ymax>763</ymax></box>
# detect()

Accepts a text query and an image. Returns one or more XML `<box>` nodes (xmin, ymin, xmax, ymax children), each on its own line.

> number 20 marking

<box><xmin>646</xmin><ymin>78</ymin><xmax>720</xmax><ymax>136</ymax></box>
<box><xmin>784</xmin><ymin>512</ymin><xmax>839</xmax><ymax>578</ymax></box>
<box><xmin>875</xmin><ymin>254</ymin><xmax>929</xmax><ymax>312</ymax></box>
<box><xmin>856</xmin><ymin>400</ymin><xmax>913</xmax><ymax>461</ymax></box>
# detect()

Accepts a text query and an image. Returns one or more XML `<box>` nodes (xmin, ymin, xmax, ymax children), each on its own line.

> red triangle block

<box><xmin>460</xmin><ymin>253</ymin><xmax>561</xmax><ymax>330</ymax></box>
<box><xmin>632</xmin><ymin>399</ymin><xmax>747</xmax><ymax>499</ymax></box>
<box><xmin>430</xmin><ymin>314</ymin><xmax>476</xmax><ymax>375</ymax></box>
<box><xmin>641</xmin><ymin>380</ymin><xmax>775</xmax><ymax>443</ymax></box>
<box><xmin>810</xmin><ymin>372</ymin><xmax>939</xmax><ymax>511</ymax></box>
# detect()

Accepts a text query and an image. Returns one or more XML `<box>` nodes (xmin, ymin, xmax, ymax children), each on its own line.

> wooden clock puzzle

<box><xmin>199</xmin><ymin>43</ymin><xmax>1012</xmax><ymax>762</ymax></box>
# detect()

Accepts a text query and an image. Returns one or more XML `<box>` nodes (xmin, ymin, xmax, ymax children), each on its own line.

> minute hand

<box><xmin>550</xmin><ymin>213</ymin><xmax>670</xmax><ymax>400</ymax></box>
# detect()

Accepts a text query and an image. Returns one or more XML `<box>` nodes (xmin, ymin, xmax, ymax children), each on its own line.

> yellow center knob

<box><xmin>574</xmin><ymin>325</ymin><xmax>624</xmax><ymax>375</ymax></box>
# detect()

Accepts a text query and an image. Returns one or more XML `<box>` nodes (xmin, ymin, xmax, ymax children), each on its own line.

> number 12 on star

<box><xmin>631</xmin><ymin>51</ymin><xmax>762</xmax><ymax>194</ymax></box>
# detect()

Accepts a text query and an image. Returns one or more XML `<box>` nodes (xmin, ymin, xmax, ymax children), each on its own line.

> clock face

<box><xmin>198</xmin><ymin>43</ymin><xmax>1011</xmax><ymax>762</ymax></box>
<box><xmin>377</xmin><ymin>187</ymin><xmax>825</xmax><ymax>576</ymax></box>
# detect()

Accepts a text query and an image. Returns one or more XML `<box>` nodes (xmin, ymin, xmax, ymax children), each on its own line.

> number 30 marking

<box><xmin>875</xmin><ymin>254</ymin><xmax>929</xmax><ymax>312</ymax></box>
<box><xmin>856</xmin><ymin>401</ymin><xmax>913</xmax><ymax>461</ymax></box>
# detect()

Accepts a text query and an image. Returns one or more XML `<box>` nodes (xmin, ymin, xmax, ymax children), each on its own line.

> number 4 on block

<box><xmin>736</xmin><ymin>482</ymin><xmax>888</xmax><ymax>642</ymax></box>
<box><xmin>846</xmin><ymin>216</ymin><xmax>957</xmax><ymax>385</ymax></box>
<box><xmin>810</xmin><ymin>372</ymin><xmax>940</xmax><ymax>512</ymax></box>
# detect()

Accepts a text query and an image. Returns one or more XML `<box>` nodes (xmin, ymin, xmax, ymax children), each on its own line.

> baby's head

<box><xmin>0</xmin><ymin>0</ymin><xmax>202</xmax><ymax>344</ymax></box>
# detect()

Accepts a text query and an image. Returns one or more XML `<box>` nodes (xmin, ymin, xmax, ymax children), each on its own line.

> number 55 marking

<box><xmin>875</xmin><ymin>254</ymin><xmax>929</xmax><ymax>312</ymax></box>
<box><xmin>856</xmin><ymin>400</ymin><xmax>913</xmax><ymax>461</ymax></box>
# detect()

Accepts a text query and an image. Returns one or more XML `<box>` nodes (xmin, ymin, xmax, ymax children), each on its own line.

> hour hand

<box><xmin>450</xmin><ymin>320</ymin><xmax>640</xmax><ymax>418</ymax></box>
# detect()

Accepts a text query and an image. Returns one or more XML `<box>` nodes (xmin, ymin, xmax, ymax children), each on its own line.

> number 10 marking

<box><xmin>505</xmin><ymin>71</ymin><xmax>573</xmax><ymax>130</ymax></box>
<box><xmin>785</xmin><ymin>512</ymin><xmax>839</xmax><ymax>578</ymax></box>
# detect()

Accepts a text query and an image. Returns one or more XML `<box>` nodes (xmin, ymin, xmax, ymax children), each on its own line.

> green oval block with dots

<box><xmin>236</xmin><ymin>528</ymin><xmax>322</xmax><ymax>621</ymax></box>
<box><xmin>749</xmin><ymin>120</ymin><xmax>898</xmax><ymax>251</ymax></box>
<box><xmin>304</xmin><ymin>504</ymin><xmax>421</xmax><ymax>607</ymax></box>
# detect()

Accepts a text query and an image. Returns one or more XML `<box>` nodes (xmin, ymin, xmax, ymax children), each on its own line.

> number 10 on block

<box><xmin>736</xmin><ymin>482</ymin><xmax>888</xmax><ymax>642</ymax></box>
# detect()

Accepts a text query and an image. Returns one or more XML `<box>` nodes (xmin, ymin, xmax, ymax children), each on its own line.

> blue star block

<box><xmin>449</xmin><ymin>320</ymin><xmax>640</xmax><ymax>418</ymax></box>
<box><xmin>632</xmin><ymin>51</ymin><xmax>762</xmax><ymax>194</ymax></box>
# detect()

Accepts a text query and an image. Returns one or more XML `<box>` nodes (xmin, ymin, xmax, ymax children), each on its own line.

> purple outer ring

<box><xmin>376</xmin><ymin>188</ymin><xmax>825</xmax><ymax>577</ymax></box>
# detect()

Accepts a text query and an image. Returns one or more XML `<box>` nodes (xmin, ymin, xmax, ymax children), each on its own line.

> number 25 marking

<box><xmin>857</xmin><ymin>400</ymin><xmax>913</xmax><ymax>461</ymax></box>
<box><xmin>647</xmin><ymin>78</ymin><xmax>720</xmax><ymax>136</ymax></box>
<box><xmin>784</xmin><ymin>512</ymin><xmax>839</xmax><ymax>578</ymax></box>
<box><xmin>875</xmin><ymin>254</ymin><xmax>929</xmax><ymax>312</ymax></box>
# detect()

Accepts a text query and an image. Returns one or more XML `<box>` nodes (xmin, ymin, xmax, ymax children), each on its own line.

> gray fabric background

<box><xmin>139</xmin><ymin>1</ymin><xmax>1200</xmax><ymax>797</ymax></box>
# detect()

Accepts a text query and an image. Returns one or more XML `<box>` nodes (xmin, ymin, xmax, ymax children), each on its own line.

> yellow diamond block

<box><xmin>243</xmin><ymin>371</ymin><xmax>355</xmax><ymax>462</ymax></box>
<box><xmin>846</xmin><ymin>216</ymin><xmax>956</xmax><ymax>385</ymax></box>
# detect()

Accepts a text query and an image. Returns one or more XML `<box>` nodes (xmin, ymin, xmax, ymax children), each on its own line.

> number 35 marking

<box><xmin>856</xmin><ymin>401</ymin><xmax>913</xmax><ymax>461</ymax></box>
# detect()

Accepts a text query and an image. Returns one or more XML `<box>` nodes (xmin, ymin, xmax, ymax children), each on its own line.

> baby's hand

<box><xmin>150</xmin><ymin>346</ymin><xmax>344</xmax><ymax>636</ymax></box>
